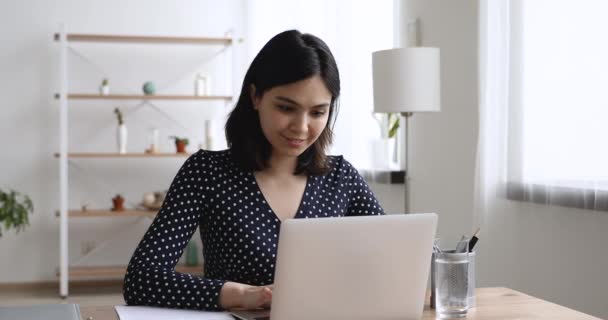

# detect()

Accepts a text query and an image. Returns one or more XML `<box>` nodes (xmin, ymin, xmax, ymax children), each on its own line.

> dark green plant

<box><xmin>0</xmin><ymin>189</ymin><xmax>34</xmax><ymax>237</ymax></box>
<box><xmin>169</xmin><ymin>136</ymin><xmax>189</xmax><ymax>145</ymax></box>
<box><xmin>114</xmin><ymin>108</ymin><xmax>124</xmax><ymax>125</ymax></box>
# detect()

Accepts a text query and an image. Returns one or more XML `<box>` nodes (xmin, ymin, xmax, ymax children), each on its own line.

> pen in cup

<box><xmin>455</xmin><ymin>235</ymin><xmax>469</xmax><ymax>253</ymax></box>
<box><xmin>468</xmin><ymin>227</ymin><xmax>480</xmax><ymax>252</ymax></box>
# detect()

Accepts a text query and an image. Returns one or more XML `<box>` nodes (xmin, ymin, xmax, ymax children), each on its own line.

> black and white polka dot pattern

<box><xmin>123</xmin><ymin>149</ymin><xmax>385</xmax><ymax>311</ymax></box>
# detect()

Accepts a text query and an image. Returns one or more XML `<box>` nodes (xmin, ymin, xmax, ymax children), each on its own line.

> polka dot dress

<box><xmin>123</xmin><ymin>149</ymin><xmax>385</xmax><ymax>311</ymax></box>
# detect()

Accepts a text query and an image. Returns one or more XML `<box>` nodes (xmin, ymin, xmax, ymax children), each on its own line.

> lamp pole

<box><xmin>402</xmin><ymin>112</ymin><xmax>412</xmax><ymax>214</ymax></box>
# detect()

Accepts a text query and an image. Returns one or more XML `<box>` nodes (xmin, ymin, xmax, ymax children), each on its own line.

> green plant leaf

<box><xmin>387</xmin><ymin>113</ymin><xmax>400</xmax><ymax>138</ymax></box>
<box><xmin>0</xmin><ymin>188</ymin><xmax>34</xmax><ymax>237</ymax></box>
<box><xmin>388</xmin><ymin>120</ymin><xmax>400</xmax><ymax>138</ymax></box>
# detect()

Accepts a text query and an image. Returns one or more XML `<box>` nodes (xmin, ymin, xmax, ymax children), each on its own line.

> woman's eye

<box><xmin>277</xmin><ymin>105</ymin><xmax>293</xmax><ymax>112</ymax></box>
<box><xmin>312</xmin><ymin>111</ymin><xmax>326</xmax><ymax>117</ymax></box>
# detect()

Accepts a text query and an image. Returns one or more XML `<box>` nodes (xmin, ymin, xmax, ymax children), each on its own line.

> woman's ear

<box><xmin>250</xmin><ymin>84</ymin><xmax>259</xmax><ymax>110</ymax></box>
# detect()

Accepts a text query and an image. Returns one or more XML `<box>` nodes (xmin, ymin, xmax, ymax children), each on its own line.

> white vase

<box><xmin>117</xmin><ymin>124</ymin><xmax>127</xmax><ymax>154</ymax></box>
<box><xmin>371</xmin><ymin>138</ymin><xmax>397</xmax><ymax>169</ymax></box>
<box><xmin>100</xmin><ymin>84</ymin><xmax>110</xmax><ymax>95</ymax></box>
<box><xmin>195</xmin><ymin>74</ymin><xmax>210</xmax><ymax>96</ymax></box>
<box><xmin>387</xmin><ymin>137</ymin><xmax>399</xmax><ymax>169</ymax></box>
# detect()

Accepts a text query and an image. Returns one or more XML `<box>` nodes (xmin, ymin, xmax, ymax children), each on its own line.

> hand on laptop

<box><xmin>219</xmin><ymin>281</ymin><xmax>273</xmax><ymax>310</ymax></box>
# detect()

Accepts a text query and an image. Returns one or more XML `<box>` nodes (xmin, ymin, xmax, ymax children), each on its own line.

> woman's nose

<box><xmin>290</xmin><ymin>113</ymin><xmax>308</xmax><ymax>133</ymax></box>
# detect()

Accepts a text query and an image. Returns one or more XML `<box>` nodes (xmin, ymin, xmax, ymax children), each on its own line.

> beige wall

<box><xmin>401</xmin><ymin>1</ymin><xmax>608</xmax><ymax>318</ymax></box>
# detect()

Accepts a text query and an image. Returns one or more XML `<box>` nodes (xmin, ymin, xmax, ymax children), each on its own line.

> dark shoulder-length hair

<box><xmin>225</xmin><ymin>29</ymin><xmax>340</xmax><ymax>176</ymax></box>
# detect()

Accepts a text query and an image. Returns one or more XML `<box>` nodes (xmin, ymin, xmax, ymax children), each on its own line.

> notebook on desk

<box><xmin>0</xmin><ymin>304</ymin><xmax>82</xmax><ymax>320</ymax></box>
<box><xmin>231</xmin><ymin>213</ymin><xmax>438</xmax><ymax>320</ymax></box>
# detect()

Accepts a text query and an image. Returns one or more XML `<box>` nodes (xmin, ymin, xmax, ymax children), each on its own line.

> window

<box><xmin>519</xmin><ymin>0</ymin><xmax>608</xmax><ymax>190</ymax></box>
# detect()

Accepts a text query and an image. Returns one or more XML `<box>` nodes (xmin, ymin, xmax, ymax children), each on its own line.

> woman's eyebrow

<box><xmin>275</xmin><ymin>96</ymin><xmax>329</xmax><ymax>108</ymax></box>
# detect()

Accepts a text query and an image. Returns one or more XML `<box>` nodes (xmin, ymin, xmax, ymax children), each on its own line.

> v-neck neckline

<box><xmin>250</xmin><ymin>172</ymin><xmax>310</xmax><ymax>223</ymax></box>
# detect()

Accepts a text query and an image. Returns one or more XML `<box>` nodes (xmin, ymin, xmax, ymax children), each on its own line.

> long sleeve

<box><xmin>123</xmin><ymin>151</ymin><xmax>227</xmax><ymax>311</ymax></box>
<box><xmin>342</xmin><ymin>159</ymin><xmax>386</xmax><ymax>216</ymax></box>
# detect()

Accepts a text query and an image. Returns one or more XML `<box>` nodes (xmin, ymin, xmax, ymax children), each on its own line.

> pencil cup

<box><xmin>431</xmin><ymin>250</ymin><xmax>476</xmax><ymax>314</ymax></box>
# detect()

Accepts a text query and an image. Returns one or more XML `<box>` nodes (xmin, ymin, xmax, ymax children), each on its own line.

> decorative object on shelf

<box><xmin>372</xmin><ymin>113</ymin><xmax>401</xmax><ymax>169</ymax></box>
<box><xmin>111</xmin><ymin>194</ymin><xmax>125</xmax><ymax>211</ymax></box>
<box><xmin>0</xmin><ymin>188</ymin><xmax>34</xmax><ymax>237</ymax></box>
<box><xmin>114</xmin><ymin>107</ymin><xmax>127</xmax><ymax>154</ymax></box>
<box><xmin>141</xmin><ymin>191</ymin><xmax>166</xmax><ymax>210</ymax></box>
<box><xmin>169</xmin><ymin>136</ymin><xmax>189</xmax><ymax>153</ymax></box>
<box><xmin>194</xmin><ymin>73</ymin><xmax>210</xmax><ymax>96</ymax></box>
<box><xmin>81</xmin><ymin>203</ymin><xmax>89</xmax><ymax>212</ymax></box>
<box><xmin>142</xmin><ymin>81</ymin><xmax>156</xmax><ymax>95</ymax></box>
<box><xmin>185</xmin><ymin>241</ymin><xmax>199</xmax><ymax>266</ymax></box>
<box><xmin>204</xmin><ymin>120</ymin><xmax>214</xmax><ymax>150</ymax></box>
<box><xmin>99</xmin><ymin>78</ymin><xmax>110</xmax><ymax>95</ymax></box>
<box><xmin>145</xmin><ymin>128</ymin><xmax>160</xmax><ymax>154</ymax></box>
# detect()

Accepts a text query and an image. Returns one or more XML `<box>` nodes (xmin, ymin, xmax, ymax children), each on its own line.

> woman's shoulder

<box><xmin>325</xmin><ymin>155</ymin><xmax>359</xmax><ymax>178</ymax></box>
<box><xmin>185</xmin><ymin>149</ymin><xmax>234</xmax><ymax>169</ymax></box>
<box><xmin>188</xmin><ymin>148</ymin><xmax>231</xmax><ymax>159</ymax></box>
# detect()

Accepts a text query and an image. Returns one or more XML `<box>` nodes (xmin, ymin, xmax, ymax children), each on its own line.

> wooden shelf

<box><xmin>53</xmin><ymin>152</ymin><xmax>191</xmax><ymax>158</ymax></box>
<box><xmin>56</xmin><ymin>210</ymin><xmax>158</xmax><ymax>218</ymax></box>
<box><xmin>60</xmin><ymin>265</ymin><xmax>203</xmax><ymax>278</ymax></box>
<box><xmin>58</xmin><ymin>93</ymin><xmax>233</xmax><ymax>101</ymax></box>
<box><xmin>53</xmin><ymin>33</ymin><xmax>240</xmax><ymax>45</ymax></box>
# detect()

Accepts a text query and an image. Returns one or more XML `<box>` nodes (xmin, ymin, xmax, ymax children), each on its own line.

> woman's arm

<box><xmin>123</xmin><ymin>151</ymin><xmax>227</xmax><ymax>311</ymax></box>
<box><xmin>340</xmin><ymin>159</ymin><xmax>386</xmax><ymax>216</ymax></box>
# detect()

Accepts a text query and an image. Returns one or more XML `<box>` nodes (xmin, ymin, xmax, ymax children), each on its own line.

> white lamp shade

<box><xmin>372</xmin><ymin>47</ymin><xmax>441</xmax><ymax>113</ymax></box>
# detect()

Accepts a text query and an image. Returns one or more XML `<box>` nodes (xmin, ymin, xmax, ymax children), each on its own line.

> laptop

<box><xmin>0</xmin><ymin>304</ymin><xmax>82</xmax><ymax>320</ymax></box>
<box><xmin>231</xmin><ymin>213</ymin><xmax>437</xmax><ymax>320</ymax></box>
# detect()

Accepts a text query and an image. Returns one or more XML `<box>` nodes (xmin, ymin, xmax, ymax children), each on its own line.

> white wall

<box><xmin>0</xmin><ymin>0</ymin><xmax>246</xmax><ymax>284</ymax></box>
<box><xmin>0</xmin><ymin>0</ymin><xmax>403</xmax><ymax>286</ymax></box>
<box><xmin>403</xmin><ymin>1</ymin><xmax>608</xmax><ymax>318</ymax></box>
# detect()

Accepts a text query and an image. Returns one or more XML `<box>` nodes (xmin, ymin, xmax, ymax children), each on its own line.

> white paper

<box><xmin>115</xmin><ymin>305</ymin><xmax>234</xmax><ymax>320</ymax></box>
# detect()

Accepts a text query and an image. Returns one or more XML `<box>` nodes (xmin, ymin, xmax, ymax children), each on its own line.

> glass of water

<box><xmin>434</xmin><ymin>250</ymin><xmax>470</xmax><ymax>319</ymax></box>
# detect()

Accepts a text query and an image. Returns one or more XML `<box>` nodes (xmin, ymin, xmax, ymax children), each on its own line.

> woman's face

<box><xmin>251</xmin><ymin>74</ymin><xmax>332</xmax><ymax>159</ymax></box>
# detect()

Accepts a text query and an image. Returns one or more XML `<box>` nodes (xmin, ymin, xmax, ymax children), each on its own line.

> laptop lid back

<box><xmin>270</xmin><ymin>213</ymin><xmax>437</xmax><ymax>320</ymax></box>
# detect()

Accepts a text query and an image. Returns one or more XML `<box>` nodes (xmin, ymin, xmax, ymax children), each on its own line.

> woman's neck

<box><xmin>263</xmin><ymin>153</ymin><xmax>298</xmax><ymax>177</ymax></box>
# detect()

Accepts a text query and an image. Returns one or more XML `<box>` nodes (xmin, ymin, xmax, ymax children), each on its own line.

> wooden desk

<box><xmin>80</xmin><ymin>287</ymin><xmax>600</xmax><ymax>320</ymax></box>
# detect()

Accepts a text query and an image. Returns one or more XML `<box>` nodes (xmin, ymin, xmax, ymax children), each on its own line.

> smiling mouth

<box><xmin>286</xmin><ymin>137</ymin><xmax>305</xmax><ymax>142</ymax></box>
<box><xmin>283</xmin><ymin>135</ymin><xmax>306</xmax><ymax>145</ymax></box>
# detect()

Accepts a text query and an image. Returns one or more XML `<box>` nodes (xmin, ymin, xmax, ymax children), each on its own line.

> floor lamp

<box><xmin>372</xmin><ymin>47</ymin><xmax>441</xmax><ymax>213</ymax></box>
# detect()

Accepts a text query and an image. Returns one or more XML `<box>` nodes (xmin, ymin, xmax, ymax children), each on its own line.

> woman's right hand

<box><xmin>219</xmin><ymin>281</ymin><xmax>273</xmax><ymax>310</ymax></box>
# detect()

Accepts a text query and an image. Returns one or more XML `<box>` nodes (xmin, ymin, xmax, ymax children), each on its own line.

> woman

<box><xmin>123</xmin><ymin>29</ymin><xmax>385</xmax><ymax>312</ymax></box>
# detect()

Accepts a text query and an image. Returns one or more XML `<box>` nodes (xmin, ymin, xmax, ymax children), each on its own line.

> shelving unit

<box><xmin>59</xmin><ymin>265</ymin><xmax>203</xmax><ymax>278</ymax></box>
<box><xmin>53</xmin><ymin>152</ymin><xmax>192</xmax><ymax>158</ymax></box>
<box><xmin>54</xmin><ymin>28</ymin><xmax>241</xmax><ymax>297</ymax></box>
<box><xmin>60</xmin><ymin>93</ymin><xmax>233</xmax><ymax>100</ymax></box>
<box><xmin>53</xmin><ymin>33</ymin><xmax>239</xmax><ymax>45</ymax></box>
<box><xmin>55</xmin><ymin>210</ymin><xmax>158</xmax><ymax>218</ymax></box>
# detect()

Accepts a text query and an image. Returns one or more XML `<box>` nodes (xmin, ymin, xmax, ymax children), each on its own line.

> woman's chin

<box><xmin>275</xmin><ymin>145</ymin><xmax>306</xmax><ymax>158</ymax></box>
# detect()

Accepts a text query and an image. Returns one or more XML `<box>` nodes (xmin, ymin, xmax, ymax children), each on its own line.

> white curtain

<box><xmin>475</xmin><ymin>2</ymin><xmax>608</xmax><ymax>315</ymax></box>
<box><xmin>475</xmin><ymin>0</ymin><xmax>607</xmax><ymax>231</ymax></box>
<box><xmin>474</xmin><ymin>0</ymin><xmax>512</xmax><ymax>229</ymax></box>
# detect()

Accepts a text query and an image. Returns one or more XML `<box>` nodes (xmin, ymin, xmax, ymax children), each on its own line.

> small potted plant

<box><xmin>112</xmin><ymin>194</ymin><xmax>125</xmax><ymax>211</ymax></box>
<box><xmin>114</xmin><ymin>108</ymin><xmax>127</xmax><ymax>154</ymax></box>
<box><xmin>0</xmin><ymin>188</ymin><xmax>34</xmax><ymax>237</ymax></box>
<box><xmin>99</xmin><ymin>78</ymin><xmax>110</xmax><ymax>95</ymax></box>
<box><xmin>169</xmin><ymin>136</ymin><xmax>189</xmax><ymax>153</ymax></box>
